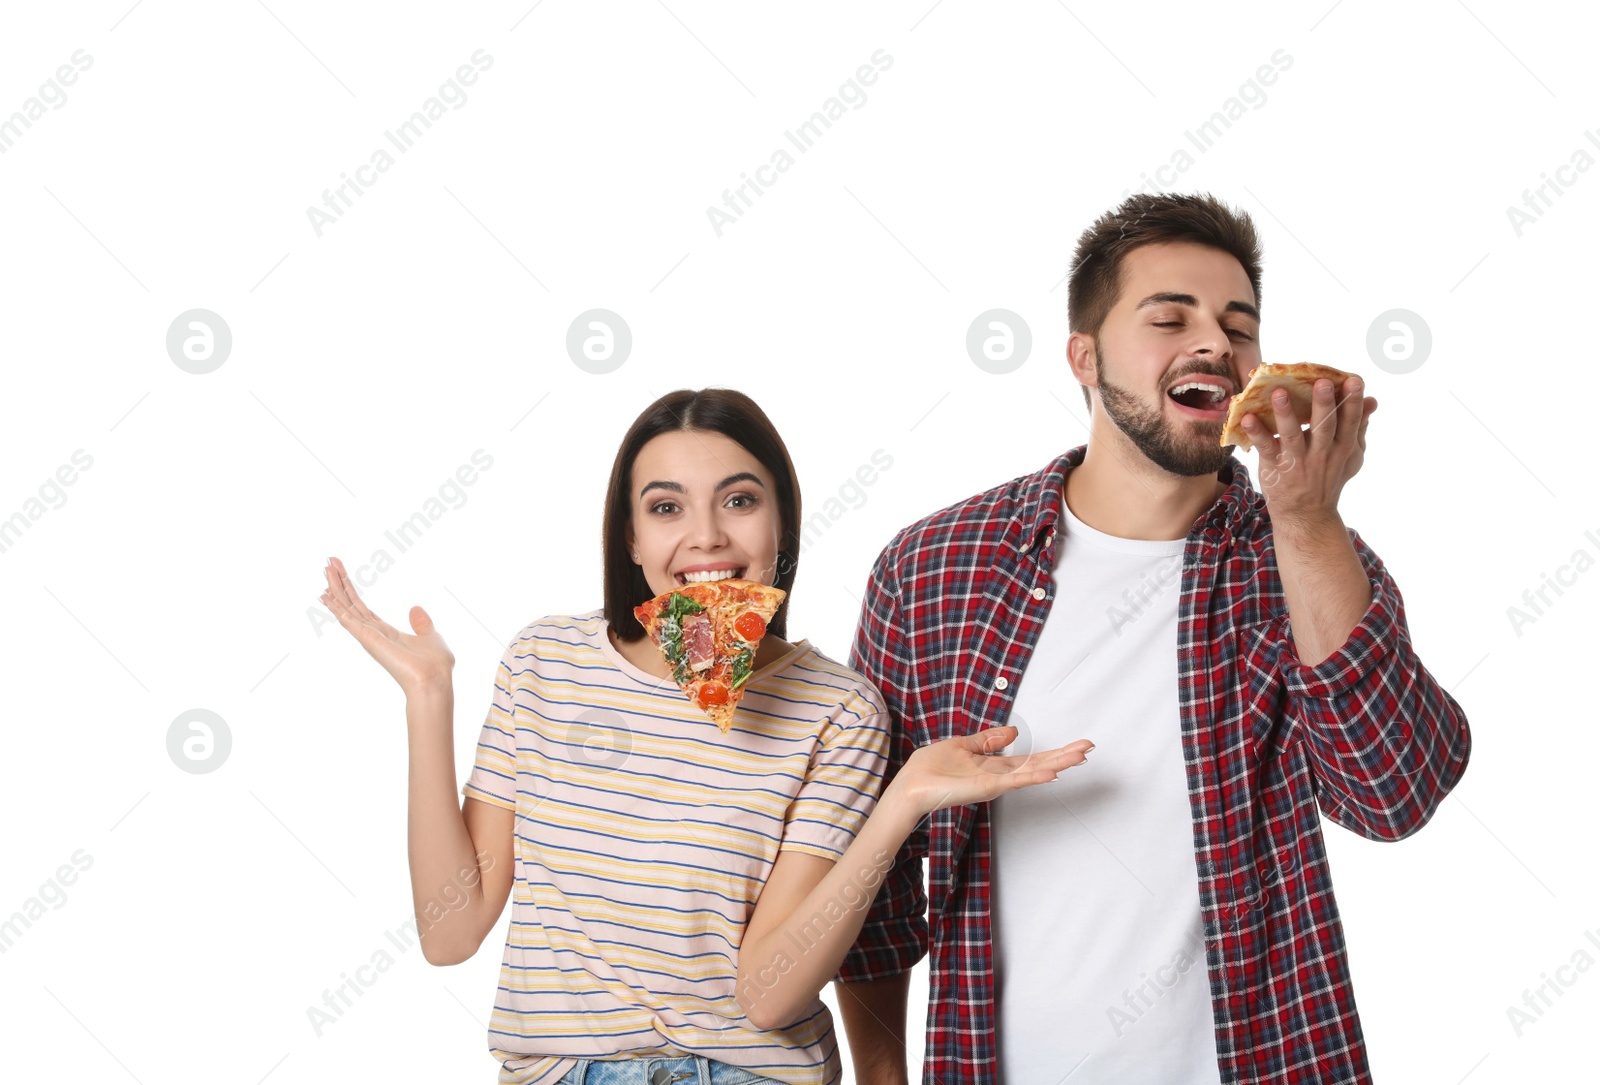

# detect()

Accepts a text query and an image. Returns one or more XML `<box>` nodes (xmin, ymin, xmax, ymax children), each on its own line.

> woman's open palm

<box><xmin>320</xmin><ymin>556</ymin><xmax>455</xmax><ymax>696</ymax></box>
<box><xmin>897</xmin><ymin>725</ymin><xmax>1094</xmax><ymax>816</ymax></box>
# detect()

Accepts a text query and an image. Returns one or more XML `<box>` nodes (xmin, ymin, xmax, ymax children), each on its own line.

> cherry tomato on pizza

<box><xmin>734</xmin><ymin>611</ymin><xmax>767</xmax><ymax>642</ymax></box>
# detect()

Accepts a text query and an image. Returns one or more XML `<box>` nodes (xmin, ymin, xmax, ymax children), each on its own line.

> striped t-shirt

<box><xmin>461</xmin><ymin>610</ymin><xmax>890</xmax><ymax>1085</ymax></box>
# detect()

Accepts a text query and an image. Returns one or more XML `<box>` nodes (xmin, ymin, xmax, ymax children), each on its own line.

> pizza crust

<box><xmin>1220</xmin><ymin>362</ymin><xmax>1355</xmax><ymax>451</ymax></box>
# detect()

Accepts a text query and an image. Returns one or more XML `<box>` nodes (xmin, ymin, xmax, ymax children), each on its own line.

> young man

<box><xmin>833</xmin><ymin>193</ymin><xmax>1471</xmax><ymax>1084</ymax></box>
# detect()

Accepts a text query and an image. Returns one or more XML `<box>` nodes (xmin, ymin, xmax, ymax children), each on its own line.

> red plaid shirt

<box><xmin>837</xmin><ymin>446</ymin><xmax>1471</xmax><ymax>1085</ymax></box>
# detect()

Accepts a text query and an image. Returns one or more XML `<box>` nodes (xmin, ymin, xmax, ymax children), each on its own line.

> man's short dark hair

<box><xmin>1067</xmin><ymin>192</ymin><xmax>1263</xmax><ymax>408</ymax></box>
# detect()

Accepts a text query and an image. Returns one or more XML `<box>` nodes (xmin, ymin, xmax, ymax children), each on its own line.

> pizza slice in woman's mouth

<box><xmin>633</xmin><ymin>579</ymin><xmax>786</xmax><ymax>732</ymax></box>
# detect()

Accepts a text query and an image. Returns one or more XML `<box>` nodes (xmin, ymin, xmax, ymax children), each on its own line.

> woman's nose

<box><xmin>684</xmin><ymin>507</ymin><xmax>728</xmax><ymax>547</ymax></box>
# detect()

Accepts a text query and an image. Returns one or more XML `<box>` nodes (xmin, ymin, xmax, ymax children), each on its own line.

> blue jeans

<box><xmin>557</xmin><ymin>1055</ymin><xmax>786</xmax><ymax>1085</ymax></box>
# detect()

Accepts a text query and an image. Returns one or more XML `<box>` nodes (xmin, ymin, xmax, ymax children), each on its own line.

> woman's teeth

<box><xmin>680</xmin><ymin>569</ymin><xmax>742</xmax><ymax>584</ymax></box>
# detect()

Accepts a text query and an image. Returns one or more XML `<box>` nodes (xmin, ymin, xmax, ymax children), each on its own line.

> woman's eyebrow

<box><xmin>638</xmin><ymin>472</ymin><xmax>765</xmax><ymax>499</ymax></box>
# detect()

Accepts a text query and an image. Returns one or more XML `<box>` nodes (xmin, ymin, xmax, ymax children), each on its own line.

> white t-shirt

<box><xmin>991</xmin><ymin>504</ymin><xmax>1223</xmax><ymax>1084</ymax></box>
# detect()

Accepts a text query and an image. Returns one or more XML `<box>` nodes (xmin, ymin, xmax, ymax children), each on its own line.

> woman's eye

<box><xmin>650</xmin><ymin>501</ymin><xmax>679</xmax><ymax>515</ymax></box>
<box><xmin>726</xmin><ymin>494</ymin><xmax>757</xmax><ymax>509</ymax></box>
<box><xmin>1153</xmin><ymin>321</ymin><xmax>1181</xmax><ymax>328</ymax></box>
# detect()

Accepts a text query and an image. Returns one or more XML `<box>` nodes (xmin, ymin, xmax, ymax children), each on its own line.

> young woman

<box><xmin>319</xmin><ymin>388</ymin><xmax>1092</xmax><ymax>1085</ymax></box>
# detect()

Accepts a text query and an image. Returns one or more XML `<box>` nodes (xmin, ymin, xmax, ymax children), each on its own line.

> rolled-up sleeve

<box><xmin>1279</xmin><ymin>528</ymin><xmax>1472</xmax><ymax>842</ymax></box>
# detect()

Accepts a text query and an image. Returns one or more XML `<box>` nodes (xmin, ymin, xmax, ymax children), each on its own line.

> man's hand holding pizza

<box><xmin>1222</xmin><ymin>364</ymin><xmax>1380</xmax><ymax>668</ymax></box>
<box><xmin>1239</xmin><ymin>372</ymin><xmax>1378</xmax><ymax>533</ymax></box>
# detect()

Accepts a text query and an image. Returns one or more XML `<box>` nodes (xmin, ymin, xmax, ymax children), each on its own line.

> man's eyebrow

<box><xmin>638</xmin><ymin>472</ymin><xmax>765</xmax><ymax>499</ymax></box>
<box><xmin>1135</xmin><ymin>291</ymin><xmax>1260</xmax><ymax>321</ymax></box>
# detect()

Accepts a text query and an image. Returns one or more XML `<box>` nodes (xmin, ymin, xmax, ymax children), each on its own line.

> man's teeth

<box><xmin>1168</xmin><ymin>381</ymin><xmax>1230</xmax><ymax>404</ymax></box>
<box><xmin>681</xmin><ymin>569</ymin><xmax>742</xmax><ymax>583</ymax></box>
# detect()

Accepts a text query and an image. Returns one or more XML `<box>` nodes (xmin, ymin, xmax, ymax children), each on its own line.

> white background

<box><xmin>1</xmin><ymin>1</ymin><xmax>1594</xmax><ymax>1082</ymax></box>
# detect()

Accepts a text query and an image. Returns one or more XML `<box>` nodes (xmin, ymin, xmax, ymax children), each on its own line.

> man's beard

<box><xmin>1094</xmin><ymin>344</ymin><xmax>1235</xmax><ymax>478</ymax></box>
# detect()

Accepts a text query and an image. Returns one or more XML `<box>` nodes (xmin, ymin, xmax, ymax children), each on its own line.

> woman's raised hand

<box><xmin>891</xmin><ymin>725</ymin><xmax>1093</xmax><ymax>816</ymax></box>
<box><xmin>320</xmin><ymin>556</ymin><xmax>456</xmax><ymax>698</ymax></box>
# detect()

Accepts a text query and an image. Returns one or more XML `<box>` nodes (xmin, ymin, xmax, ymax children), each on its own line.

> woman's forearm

<box><xmin>404</xmin><ymin>682</ymin><xmax>492</xmax><ymax>964</ymax></box>
<box><xmin>737</xmin><ymin>781</ymin><xmax>921</xmax><ymax>1031</ymax></box>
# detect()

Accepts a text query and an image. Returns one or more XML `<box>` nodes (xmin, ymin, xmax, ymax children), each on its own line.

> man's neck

<box><xmin>1064</xmin><ymin>431</ymin><xmax>1228</xmax><ymax>542</ymax></box>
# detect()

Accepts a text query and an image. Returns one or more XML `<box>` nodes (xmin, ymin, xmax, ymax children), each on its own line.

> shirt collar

<box><xmin>1016</xmin><ymin>444</ymin><xmax>1263</xmax><ymax>553</ymax></box>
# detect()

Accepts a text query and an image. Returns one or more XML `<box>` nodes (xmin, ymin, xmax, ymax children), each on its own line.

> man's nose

<box><xmin>1191</xmin><ymin>324</ymin><xmax>1232</xmax><ymax>358</ymax></box>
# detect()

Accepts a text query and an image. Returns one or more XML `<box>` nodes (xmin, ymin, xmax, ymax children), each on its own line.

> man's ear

<box><xmin>1066</xmin><ymin>332</ymin><xmax>1097</xmax><ymax>392</ymax></box>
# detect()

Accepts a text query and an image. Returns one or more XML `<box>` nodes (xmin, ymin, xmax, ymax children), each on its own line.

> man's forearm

<box><xmin>834</xmin><ymin>972</ymin><xmax>911</xmax><ymax>1085</ymax></box>
<box><xmin>1274</xmin><ymin>520</ymin><xmax>1473</xmax><ymax>838</ymax></box>
<box><xmin>1274</xmin><ymin>512</ymin><xmax>1372</xmax><ymax>668</ymax></box>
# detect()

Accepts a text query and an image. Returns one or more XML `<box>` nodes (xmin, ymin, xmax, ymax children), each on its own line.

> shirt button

<box><xmin>1031</xmin><ymin>586</ymin><xmax>1047</xmax><ymax>601</ymax></box>
<box><xmin>994</xmin><ymin>677</ymin><xmax>1009</xmax><ymax>691</ymax></box>
<box><xmin>1046</xmin><ymin>531</ymin><xmax>1055</xmax><ymax>547</ymax></box>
